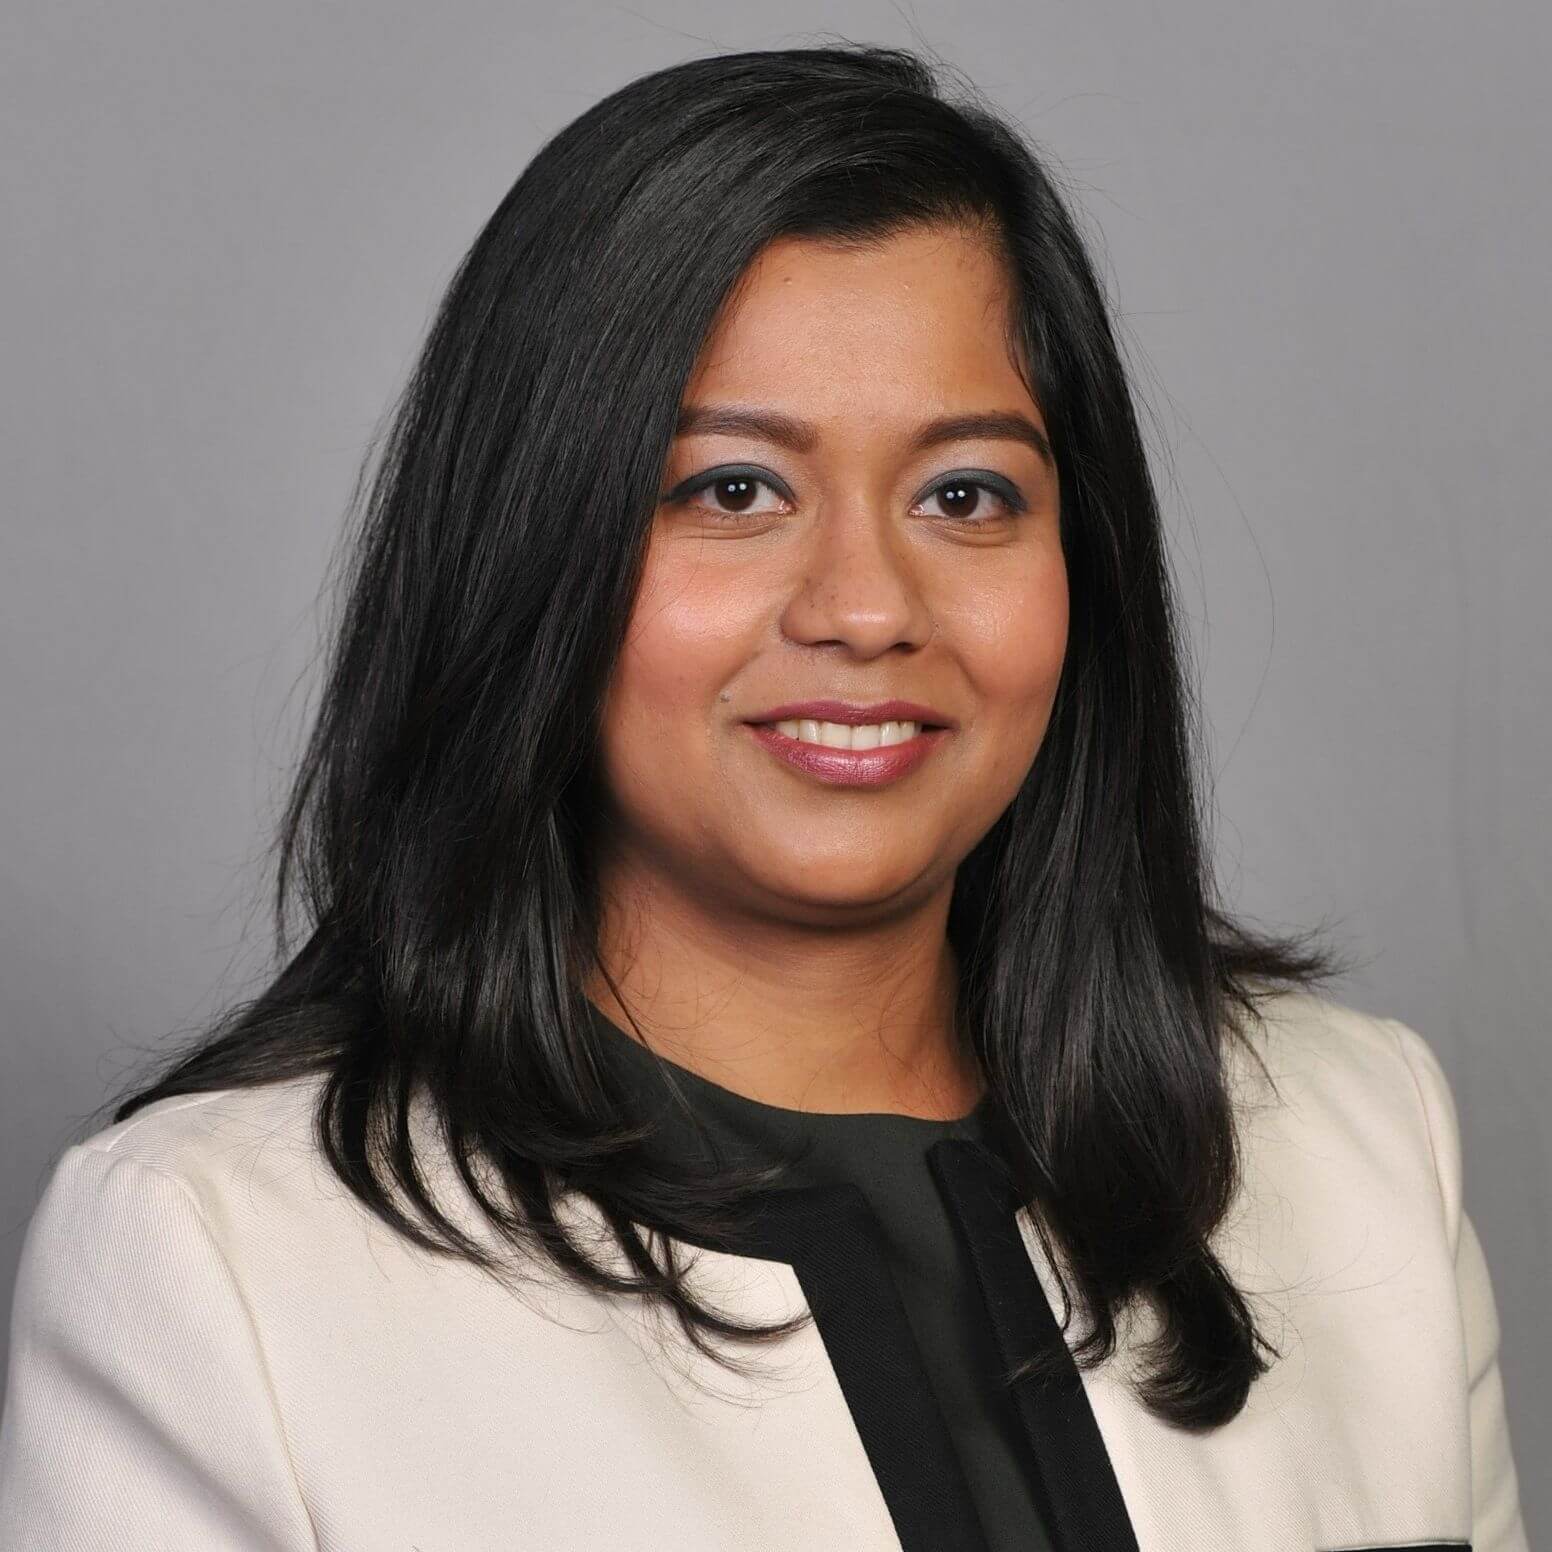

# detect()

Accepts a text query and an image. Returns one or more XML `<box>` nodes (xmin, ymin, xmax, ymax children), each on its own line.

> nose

<box><xmin>778</xmin><ymin>498</ymin><xmax>935</xmax><ymax>657</ymax></box>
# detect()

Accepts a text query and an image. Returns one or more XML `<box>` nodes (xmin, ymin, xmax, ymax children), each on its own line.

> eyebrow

<box><xmin>673</xmin><ymin>404</ymin><xmax>1056</xmax><ymax>473</ymax></box>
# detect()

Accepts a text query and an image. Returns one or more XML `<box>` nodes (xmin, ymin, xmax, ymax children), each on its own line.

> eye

<box><xmin>911</xmin><ymin>472</ymin><xmax>1026</xmax><ymax>524</ymax></box>
<box><xmin>661</xmin><ymin>466</ymin><xmax>1028</xmax><ymax>524</ymax></box>
<box><xmin>667</xmin><ymin>467</ymin><xmax>792</xmax><ymax>520</ymax></box>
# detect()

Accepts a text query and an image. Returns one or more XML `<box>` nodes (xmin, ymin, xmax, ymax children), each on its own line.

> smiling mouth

<box><xmin>754</xmin><ymin>717</ymin><xmax>937</xmax><ymax>749</ymax></box>
<box><xmin>742</xmin><ymin>720</ymin><xmax>950</xmax><ymax>789</ymax></box>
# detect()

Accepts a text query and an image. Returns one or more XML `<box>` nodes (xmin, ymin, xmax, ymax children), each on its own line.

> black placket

<box><xmin>928</xmin><ymin>1138</ymin><xmax>1140</xmax><ymax>1552</ymax></box>
<box><xmin>670</xmin><ymin>1137</ymin><xmax>1140</xmax><ymax>1552</ymax></box>
<box><xmin>675</xmin><ymin>1179</ymin><xmax>995</xmax><ymax>1552</ymax></box>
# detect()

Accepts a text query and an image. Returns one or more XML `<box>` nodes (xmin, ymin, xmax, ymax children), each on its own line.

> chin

<box><xmin>755</xmin><ymin>857</ymin><xmax>942</xmax><ymax>917</ymax></box>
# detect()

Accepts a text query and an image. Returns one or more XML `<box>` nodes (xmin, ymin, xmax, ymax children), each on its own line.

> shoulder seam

<box><xmin>85</xmin><ymin>1089</ymin><xmax>246</xmax><ymax>1155</ymax></box>
<box><xmin>88</xmin><ymin>1148</ymin><xmax>323</xmax><ymax>1550</ymax></box>
<box><xmin>1382</xmin><ymin>1015</ymin><xmax>1458</xmax><ymax>1255</ymax></box>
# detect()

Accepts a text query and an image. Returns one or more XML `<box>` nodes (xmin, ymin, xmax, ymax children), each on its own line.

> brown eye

<box><xmin>935</xmin><ymin>482</ymin><xmax>987</xmax><ymax>519</ymax></box>
<box><xmin>666</xmin><ymin>467</ymin><xmax>791</xmax><ymax>520</ymax></box>
<box><xmin>694</xmin><ymin>476</ymin><xmax>770</xmax><ymax>514</ymax></box>
<box><xmin>912</xmin><ymin>475</ymin><xmax>1023</xmax><ymax>523</ymax></box>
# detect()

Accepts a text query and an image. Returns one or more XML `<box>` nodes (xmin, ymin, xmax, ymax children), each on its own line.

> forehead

<box><xmin>685</xmin><ymin>225</ymin><xmax>1031</xmax><ymax>417</ymax></box>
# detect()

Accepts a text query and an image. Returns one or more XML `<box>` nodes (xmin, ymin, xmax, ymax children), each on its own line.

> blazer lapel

<box><xmin>928</xmin><ymin>1137</ymin><xmax>1140</xmax><ymax>1552</ymax></box>
<box><xmin>674</xmin><ymin>1138</ymin><xmax>1143</xmax><ymax>1552</ymax></box>
<box><xmin>674</xmin><ymin>1179</ymin><xmax>994</xmax><ymax>1552</ymax></box>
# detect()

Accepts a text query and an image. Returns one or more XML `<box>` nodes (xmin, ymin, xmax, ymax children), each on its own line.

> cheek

<box><xmin>954</xmin><ymin>551</ymin><xmax>1069</xmax><ymax>714</ymax></box>
<box><xmin>599</xmin><ymin>549</ymin><xmax>756</xmax><ymax>771</ymax></box>
<box><xmin>942</xmin><ymin>554</ymin><xmax>1068</xmax><ymax>804</ymax></box>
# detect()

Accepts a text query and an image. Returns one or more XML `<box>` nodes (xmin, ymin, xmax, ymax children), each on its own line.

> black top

<box><xmin>585</xmin><ymin>998</ymin><xmax>1055</xmax><ymax>1552</ymax></box>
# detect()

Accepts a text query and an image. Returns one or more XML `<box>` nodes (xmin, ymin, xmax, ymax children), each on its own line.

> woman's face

<box><xmin>596</xmin><ymin>223</ymin><xmax>1067</xmax><ymax>927</ymax></box>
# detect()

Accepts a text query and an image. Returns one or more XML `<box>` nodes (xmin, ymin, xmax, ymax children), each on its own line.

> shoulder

<box><xmin>1219</xmin><ymin>987</ymin><xmax>1468</xmax><ymax>1298</ymax></box>
<box><xmin>1211</xmin><ymin>990</ymin><xmax>1530</xmax><ymax>1546</ymax></box>
<box><xmin>6</xmin><ymin>1071</ymin><xmax>530</xmax><ymax>1413</ymax></box>
<box><xmin>47</xmin><ymin>1072</ymin><xmax>344</xmax><ymax>1243</ymax></box>
<box><xmin>9</xmin><ymin>1075</ymin><xmax>355</xmax><ymax>1339</ymax></box>
<box><xmin>1228</xmin><ymin>986</ymin><xmax>1460</xmax><ymax>1231</ymax></box>
<box><xmin>13</xmin><ymin>1067</ymin><xmax>479</xmax><ymax>1331</ymax></box>
<box><xmin>29</xmin><ymin>1063</ymin><xmax>532</xmax><ymax>1279</ymax></box>
<box><xmin>0</xmin><ymin>1078</ymin><xmax>339</xmax><ymax>1541</ymax></box>
<box><xmin>18</xmin><ymin>1068</ymin><xmax>567</xmax><ymax>1316</ymax></box>
<box><xmin>73</xmin><ymin>1070</ymin><xmax>328</xmax><ymax>1169</ymax></box>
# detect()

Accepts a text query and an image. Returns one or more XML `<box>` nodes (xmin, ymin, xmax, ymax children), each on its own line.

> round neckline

<box><xmin>585</xmin><ymin>998</ymin><xmax>994</xmax><ymax>1132</ymax></box>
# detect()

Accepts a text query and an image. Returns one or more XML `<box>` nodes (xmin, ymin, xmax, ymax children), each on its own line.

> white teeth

<box><xmin>772</xmin><ymin>719</ymin><xmax>922</xmax><ymax>748</ymax></box>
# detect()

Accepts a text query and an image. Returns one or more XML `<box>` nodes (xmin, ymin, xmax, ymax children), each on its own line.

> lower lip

<box><xmin>743</xmin><ymin>723</ymin><xmax>951</xmax><ymax>787</ymax></box>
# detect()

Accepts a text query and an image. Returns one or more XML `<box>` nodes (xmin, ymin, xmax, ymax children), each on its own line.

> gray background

<box><xmin>3</xmin><ymin>0</ymin><xmax>1547</xmax><ymax>1530</ymax></box>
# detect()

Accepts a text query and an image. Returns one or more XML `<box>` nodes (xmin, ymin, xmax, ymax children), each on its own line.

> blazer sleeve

<box><xmin>1388</xmin><ymin>1018</ymin><xmax>1530</xmax><ymax>1552</ymax></box>
<box><xmin>0</xmin><ymin>1143</ymin><xmax>319</xmax><ymax>1550</ymax></box>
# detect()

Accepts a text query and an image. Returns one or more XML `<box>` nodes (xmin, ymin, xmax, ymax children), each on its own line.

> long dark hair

<box><xmin>101</xmin><ymin>42</ymin><xmax>1354</xmax><ymax>1430</ymax></box>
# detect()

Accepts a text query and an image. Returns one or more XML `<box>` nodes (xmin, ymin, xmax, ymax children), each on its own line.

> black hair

<box><xmin>102</xmin><ymin>41</ymin><xmax>1355</xmax><ymax>1431</ymax></box>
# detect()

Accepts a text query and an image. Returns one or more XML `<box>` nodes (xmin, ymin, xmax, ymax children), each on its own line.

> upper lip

<box><xmin>745</xmin><ymin>699</ymin><xmax>955</xmax><ymax>729</ymax></box>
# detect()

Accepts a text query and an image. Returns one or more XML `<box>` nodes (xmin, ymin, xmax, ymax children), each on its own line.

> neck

<box><xmin>584</xmin><ymin>859</ymin><xmax>983</xmax><ymax>1121</ymax></box>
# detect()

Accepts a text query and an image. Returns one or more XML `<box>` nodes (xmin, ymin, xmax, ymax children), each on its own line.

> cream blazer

<box><xmin>0</xmin><ymin>989</ymin><xmax>1531</xmax><ymax>1550</ymax></box>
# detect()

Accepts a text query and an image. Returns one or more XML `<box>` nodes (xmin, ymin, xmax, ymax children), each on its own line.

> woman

<box><xmin>0</xmin><ymin>42</ymin><xmax>1527</xmax><ymax>1552</ymax></box>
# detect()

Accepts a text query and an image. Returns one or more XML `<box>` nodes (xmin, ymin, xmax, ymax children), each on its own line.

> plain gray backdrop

<box><xmin>3</xmin><ymin>0</ymin><xmax>1547</xmax><ymax>1531</ymax></box>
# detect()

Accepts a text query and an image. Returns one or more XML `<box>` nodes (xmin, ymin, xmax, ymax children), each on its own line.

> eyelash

<box><xmin>665</xmin><ymin>466</ymin><xmax>1028</xmax><ymax>523</ymax></box>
